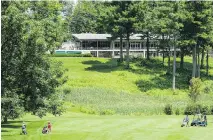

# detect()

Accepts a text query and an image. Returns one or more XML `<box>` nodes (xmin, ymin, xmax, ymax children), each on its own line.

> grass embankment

<box><xmin>2</xmin><ymin>113</ymin><xmax>213</xmax><ymax>140</ymax></box>
<box><xmin>54</xmin><ymin>56</ymin><xmax>213</xmax><ymax>115</ymax></box>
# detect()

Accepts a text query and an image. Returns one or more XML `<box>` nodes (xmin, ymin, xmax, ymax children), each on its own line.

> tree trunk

<box><xmin>180</xmin><ymin>47</ymin><xmax>184</xmax><ymax>69</ymax></box>
<box><xmin>200</xmin><ymin>46</ymin><xmax>205</xmax><ymax>69</ymax></box>
<box><xmin>206</xmin><ymin>49</ymin><xmax>209</xmax><ymax>76</ymax></box>
<box><xmin>126</xmin><ymin>33</ymin><xmax>130</xmax><ymax>69</ymax></box>
<box><xmin>192</xmin><ymin>44</ymin><xmax>197</xmax><ymax>78</ymax></box>
<box><xmin>197</xmin><ymin>45</ymin><xmax>200</xmax><ymax>78</ymax></box>
<box><xmin>162</xmin><ymin>34</ymin><xmax>165</xmax><ymax>64</ymax></box>
<box><xmin>146</xmin><ymin>32</ymin><xmax>150</xmax><ymax>60</ymax></box>
<box><xmin>3</xmin><ymin>116</ymin><xmax>8</xmax><ymax>123</ymax></box>
<box><xmin>168</xmin><ymin>44</ymin><xmax>171</xmax><ymax>71</ymax></box>
<box><xmin>119</xmin><ymin>36</ymin><xmax>123</xmax><ymax>62</ymax></box>
<box><xmin>163</xmin><ymin>50</ymin><xmax>165</xmax><ymax>64</ymax></box>
<box><xmin>172</xmin><ymin>37</ymin><xmax>176</xmax><ymax>90</ymax></box>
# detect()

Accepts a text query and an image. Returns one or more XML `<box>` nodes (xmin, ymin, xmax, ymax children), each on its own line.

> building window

<box><xmin>98</xmin><ymin>41</ymin><xmax>110</xmax><ymax>50</ymax></box>
<box><xmin>115</xmin><ymin>42</ymin><xmax>120</xmax><ymax>49</ymax></box>
<box><xmin>130</xmin><ymin>42</ymin><xmax>140</xmax><ymax>50</ymax></box>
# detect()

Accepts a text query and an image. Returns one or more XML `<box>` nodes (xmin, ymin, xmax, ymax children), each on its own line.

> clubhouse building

<box><xmin>57</xmin><ymin>33</ymin><xmax>176</xmax><ymax>58</ymax></box>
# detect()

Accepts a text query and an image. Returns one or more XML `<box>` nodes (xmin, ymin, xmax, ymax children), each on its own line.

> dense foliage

<box><xmin>1</xmin><ymin>1</ymin><xmax>67</xmax><ymax>122</ymax></box>
<box><xmin>69</xmin><ymin>1</ymin><xmax>213</xmax><ymax>89</ymax></box>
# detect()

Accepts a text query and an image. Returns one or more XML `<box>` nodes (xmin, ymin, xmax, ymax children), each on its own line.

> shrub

<box><xmin>35</xmin><ymin>107</ymin><xmax>47</xmax><ymax>118</ymax></box>
<box><xmin>184</xmin><ymin>104</ymin><xmax>210</xmax><ymax>115</ymax></box>
<box><xmin>48</xmin><ymin>94</ymin><xmax>66</xmax><ymax>116</ymax></box>
<box><xmin>164</xmin><ymin>104</ymin><xmax>172</xmax><ymax>115</ymax></box>
<box><xmin>200</xmin><ymin>105</ymin><xmax>210</xmax><ymax>115</ymax></box>
<box><xmin>62</xmin><ymin>86</ymin><xmax>72</xmax><ymax>95</ymax></box>
<box><xmin>210</xmin><ymin>106</ymin><xmax>213</xmax><ymax>115</ymax></box>
<box><xmin>184</xmin><ymin>104</ymin><xmax>195</xmax><ymax>115</ymax></box>
<box><xmin>48</xmin><ymin>53</ymin><xmax>93</xmax><ymax>57</ymax></box>
<box><xmin>80</xmin><ymin>106</ymin><xmax>96</xmax><ymax>114</ymax></box>
<box><xmin>202</xmin><ymin>81</ymin><xmax>213</xmax><ymax>94</ymax></box>
<box><xmin>175</xmin><ymin>108</ymin><xmax>180</xmax><ymax>115</ymax></box>
<box><xmin>99</xmin><ymin>109</ymin><xmax>115</xmax><ymax>115</ymax></box>
<box><xmin>189</xmin><ymin>78</ymin><xmax>203</xmax><ymax>103</ymax></box>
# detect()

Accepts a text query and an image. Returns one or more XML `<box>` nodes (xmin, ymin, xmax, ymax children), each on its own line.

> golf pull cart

<box><xmin>190</xmin><ymin>113</ymin><xmax>207</xmax><ymax>127</ymax></box>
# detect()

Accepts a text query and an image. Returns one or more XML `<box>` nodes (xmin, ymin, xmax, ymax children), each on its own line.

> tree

<box><xmin>134</xmin><ymin>1</ymin><xmax>157</xmax><ymax>60</ymax></box>
<box><xmin>70</xmin><ymin>1</ymin><xmax>106</xmax><ymax>33</ymax></box>
<box><xmin>96</xmin><ymin>3</ymin><xmax>125</xmax><ymax>62</ymax></box>
<box><xmin>1</xmin><ymin>1</ymin><xmax>67</xmax><ymax>122</ymax></box>
<box><xmin>189</xmin><ymin>78</ymin><xmax>203</xmax><ymax>103</ymax></box>
<box><xmin>183</xmin><ymin>1</ymin><xmax>213</xmax><ymax>78</ymax></box>
<box><xmin>104</xmin><ymin>1</ymin><xmax>137</xmax><ymax>68</ymax></box>
<box><xmin>150</xmin><ymin>2</ymin><xmax>184</xmax><ymax>89</ymax></box>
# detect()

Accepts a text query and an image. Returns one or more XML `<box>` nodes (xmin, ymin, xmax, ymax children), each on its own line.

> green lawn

<box><xmin>55</xmin><ymin>56</ymin><xmax>213</xmax><ymax>95</ymax></box>
<box><xmin>2</xmin><ymin>112</ymin><xmax>213</xmax><ymax>140</ymax></box>
<box><xmin>52</xmin><ymin>56</ymin><xmax>213</xmax><ymax>115</ymax></box>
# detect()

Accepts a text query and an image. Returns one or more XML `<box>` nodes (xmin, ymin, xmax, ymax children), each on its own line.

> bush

<box><xmin>189</xmin><ymin>78</ymin><xmax>203</xmax><ymax>103</ymax></box>
<box><xmin>210</xmin><ymin>106</ymin><xmax>213</xmax><ymax>115</ymax></box>
<box><xmin>184</xmin><ymin>104</ymin><xmax>211</xmax><ymax>115</ymax></box>
<box><xmin>200</xmin><ymin>105</ymin><xmax>210</xmax><ymax>115</ymax></box>
<box><xmin>164</xmin><ymin>104</ymin><xmax>172</xmax><ymax>115</ymax></box>
<box><xmin>99</xmin><ymin>109</ymin><xmax>115</xmax><ymax>115</ymax></box>
<box><xmin>62</xmin><ymin>86</ymin><xmax>72</xmax><ymax>95</ymax></box>
<box><xmin>175</xmin><ymin>108</ymin><xmax>180</xmax><ymax>115</ymax></box>
<box><xmin>80</xmin><ymin>106</ymin><xmax>96</xmax><ymax>114</ymax></box>
<box><xmin>35</xmin><ymin>107</ymin><xmax>47</xmax><ymax>118</ymax></box>
<box><xmin>202</xmin><ymin>81</ymin><xmax>213</xmax><ymax>94</ymax></box>
<box><xmin>48</xmin><ymin>53</ymin><xmax>93</xmax><ymax>57</ymax></box>
<box><xmin>184</xmin><ymin>104</ymin><xmax>200</xmax><ymax>115</ymax></box>
<box><xmin>139</xmin><ymin>59</ymin><xmax>164</xmax><ymax>69</ymax></box>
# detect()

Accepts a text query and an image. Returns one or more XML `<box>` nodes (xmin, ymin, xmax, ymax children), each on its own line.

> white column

<box><xmin>129</xmin><ymin>42</ymin><xmax>131</xmax><ymax>50</ymax></box>
<box><xmin>97</xmin><ymin>51</ymin><xmax>99</xmax><ymax>57</ymax></box>
<box><xmin>112</xmin><ymin>41</ymin><xmax>114</xmax><ymax>58</ymax></box>
<box><xmin>80</xmin><ymin>42</ymin><xmax>82</xmax><ymax>50</ymax></box>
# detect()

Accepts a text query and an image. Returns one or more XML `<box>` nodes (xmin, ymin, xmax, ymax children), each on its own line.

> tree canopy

<box><xmin>1</xmin><ymin>1</ymin><xmax>67</xmax><ymax>122</ymax></box>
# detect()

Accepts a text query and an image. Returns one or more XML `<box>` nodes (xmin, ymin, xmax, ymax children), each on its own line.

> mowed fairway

<box><xmin>2</xmin><ymin>112</ymin><xmax>213</xmax><ymax>140</ymax></box>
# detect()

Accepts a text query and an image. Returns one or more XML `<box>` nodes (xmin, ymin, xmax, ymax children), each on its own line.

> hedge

<box><xmin>47</xmin><ymin>53</ymin><xmax>93</xmax><ymax>57</ymax></box>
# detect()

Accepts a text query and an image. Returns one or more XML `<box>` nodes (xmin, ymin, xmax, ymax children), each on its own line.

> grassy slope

<box><xmin>2</xmin><ymin>113</ymin><xmax>213</xmax><ymax>140</ymax></box>
<box><xmin>56</xmin><ymin>56</ymin><xmax>213</xmax><ymax>94</ymax></box>
<box><xmin>54</xmin><ymin>56</ymin><xmax>213</xmax><ymax>115</ymax></box>
<box><xmin>59</xmin><ymin>57</ymin><xmax>141</xmax><ymax>94</ymax></box>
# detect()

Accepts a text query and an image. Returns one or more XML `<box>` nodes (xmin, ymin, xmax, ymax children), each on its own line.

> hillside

<box><xmin>53</xmin><ymin>56</ymin><xmax>213</xmax><ymax>115</ymax></box>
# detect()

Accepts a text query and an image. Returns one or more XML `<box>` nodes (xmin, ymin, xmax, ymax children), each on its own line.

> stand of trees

<box><xmin>70</xmin><ymin>1</ymin><xmax>213</xmax><ymax>89</ymax></box>
<box><xmin>1</xmin><ymin>1</ymin><xmax>213</xmax><ymax>122</ymax></box>
<box><xmin>1</xmin><ymin>1</ymin><xmax>68</xmax><ymax>122</ymax></box>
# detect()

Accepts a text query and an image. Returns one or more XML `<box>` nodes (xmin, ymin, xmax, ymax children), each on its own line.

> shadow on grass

<box><xmin>1</xmin><ymin>124</ymin><xmax>21</xmax><ymax>129</ymax></box>
<box><xmin>1</xmin><ymin>121</ymin><xmax>31</xmax><ymax>129</ymax></box>
<box><xmin>135</xmin><ymin>73</ymin><xmax>189</xmax><ymax>92</ymax></box>
<box><xmin>1</xmin><ymin>130</ymin><xmax>9</xmax><ymax>132</ymax></box>
<box><xmin>82</xmin><ymin>60</ymin><xmax>103</xmax><ymax>65</ymax></box>
<box><xmin>82</xmin><ymin>58</ymin><xmax>124</xmax><ymax>73</ymax></box>
<box><xmin>2</xmin><ymin>121</ymin><xmax>31</xmax><ymax>124</ymax></box>
<box><xmin>82</xmin><ymin>57</ymin><xmax>212</xmax><ymax>91</ymax></box>
<box><xmin>129</xmin><ymin>58</ymin><xmax>167</xmax><ymax>75</ymax></box>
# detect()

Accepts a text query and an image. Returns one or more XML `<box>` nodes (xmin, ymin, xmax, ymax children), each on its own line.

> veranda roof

<box><xmin>72</xmin><ymin>33</ymin><xmax>144</xmax><ymax>41</ymax></box>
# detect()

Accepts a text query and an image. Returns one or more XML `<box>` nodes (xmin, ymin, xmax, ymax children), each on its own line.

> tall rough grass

<box><xmin>62</xmin><ymin>87</ymin><xmax>195</xmax><ymax>115</ymax></box>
